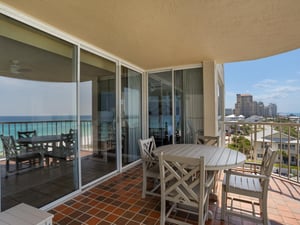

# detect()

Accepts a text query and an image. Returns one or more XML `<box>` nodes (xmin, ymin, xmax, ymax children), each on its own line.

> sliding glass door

<box><xmin>0</xmin><ymin>14</ymin><xmax>78</xmax><ymax>210</ymax></box>
<box><xmin>148</xmin><ymin>71</ymin><xmax>173</xmax><ymax>146</ymax></box>
<box><xmin>80</xmin><ymin>49</ymin><xmax>117</xmax><ymax>186</ymax></box>
<box><xmin>174</xmin><ymin>68</ymin><xmax>203</xmax><ymax>143</ymax></box>
<box><xmin>121</xmin><ymin>66</ymin><xmax>142</xmax><ymax>166</ymax></box>
<box><xmin>148</xmin><ymin>68</ymin><xmax>203</xmax><ymax>146</ymax></box>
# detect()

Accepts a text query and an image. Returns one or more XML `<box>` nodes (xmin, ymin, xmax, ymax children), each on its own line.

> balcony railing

<box><xmin>224</xmin><ymin>121</ymin><xmax>300</xmax><ymax>183</ymax></box>
<box><xmin>1</xmin><ymin>119</ymin><xmax>299</xmax><ymax>184</ymax></box>
<box><xmin>0</xmin><ymin>119</ymin><xmax>92</xmax><ymax>157</ymax></box>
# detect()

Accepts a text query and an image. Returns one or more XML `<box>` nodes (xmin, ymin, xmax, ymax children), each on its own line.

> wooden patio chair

<box><xmin>221</xmin><ymin>146</ymin><xmax>277</xmax><ymax>225</ymax></box>
<box><xmin>45</xmin><ymin>131</ymin><xmax>76</xmax><ymax>165</ymax></box>
<box><xmin>0</xmin><ymin>135</ymin><xmax>42</xmax><ymax>177</ymax></box>
<box><xmin>17</xmin><ymin>130</ymin><xmax>37</xmax><ymax>150</ymax></box>
<box><xmin>17</xmin><ymin>130</ymin><xmax>37</xmax><ymax>139</ymax></box>
<box><xmin>138</xmin><ymin>136</ymin><xmax>160</xmax><ymax>198</ymax></box>
<box><xmin>194</xmin><ymin>135</ymin><xmax>219</xmax><ymax>146</ymax></box>
<box><xmin>158</xmin><ymin>153</ymin><xmax>214</xmax><ymax>225</ymax></box>
<box><xmin>195</xmin><ymin>135</ymin><xmax>220</xmax><ymax>199</ymax></box>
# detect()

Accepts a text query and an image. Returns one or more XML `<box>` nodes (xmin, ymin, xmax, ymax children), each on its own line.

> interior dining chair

<box><xmin>158</xmin><ymin>152</ymin><xmax>214</xmax><ymax>225</ymax></box>
<box><xmin>221</xmin><ymin>146</ymin><xmax>277</xmax><ymax>225</ymax></box>
<box><xmin>138</xmin><ymin>136</ymin><xmax>160</xmax><ymax>198</ymax></box>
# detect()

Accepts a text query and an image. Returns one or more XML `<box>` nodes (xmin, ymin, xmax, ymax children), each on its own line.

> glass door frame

<box><xmin>117</xmin><ymin>62</ymin><xmax>145</xmax><ymax>171</ymax></box>
<box><xmin>145</xmin><ymin>64</ymin><xmax>203</xmax><ymax>143</ymax></box>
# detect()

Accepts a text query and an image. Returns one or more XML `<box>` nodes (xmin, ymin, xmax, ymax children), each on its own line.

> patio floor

<box><xmin>48</xmin><ymin>164</ymin><xmax>300</xmax><ymax>225</ymax></box>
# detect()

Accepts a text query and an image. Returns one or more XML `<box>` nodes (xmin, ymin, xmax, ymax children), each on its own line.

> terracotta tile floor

<box><xmin>48</xmin><ymin>165</ymin><xmax>300</xmax><ymax>225</ymax></box>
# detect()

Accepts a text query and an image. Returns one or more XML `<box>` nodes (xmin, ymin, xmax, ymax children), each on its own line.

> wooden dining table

<box><xmin>17</xmin><ymin>135</ymin><xmax>62</xmax><ymax>146</ymax></box>
<box><xmin>153</xmin><ymin>144</ymin><xmax>246</xmax><ymax>219</ymax></box>
<box><xmin>17</xmin><ymin>135</ymin><xmax>62</xmax><ymax>166</ymax></box>
<box><xmin>153</xmin><ymin>144</ymin><xmax>246</xmax><ymax>171</ymax></box>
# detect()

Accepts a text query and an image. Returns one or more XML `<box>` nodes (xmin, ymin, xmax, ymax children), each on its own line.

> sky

<box><xmin>1</xmin><ymin>48</ymin><xmax>300</xmax><ymax>116</ymax></box>
<box><xmin>224</xmin><ymin>48</ymin><xmax>300</xmax><ymax>114</ymax></box>
<box><xmin>0</xmin><ymin>77</ymin><xmax>92</xmax><ymax>116</ymax></box>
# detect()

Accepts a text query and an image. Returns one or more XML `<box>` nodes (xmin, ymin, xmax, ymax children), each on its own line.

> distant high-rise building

<box><xmin>234</xmin><ymin>94</ymin><xmax>277</xmax><ymax>117</ymax></box>
<box><xmin>235</xmin><ymin>94</ymin><xmax>253</xmax><ymax>117</ymax></box>
<box><xmin>267</xmin><ymin>103</ymin><xmax>277</xmax><ymax>117</ymax></box>
<box><xmin>256</xmin><ymin>102</ymin><xmax>265</xmax><ymax>116</ymax></box>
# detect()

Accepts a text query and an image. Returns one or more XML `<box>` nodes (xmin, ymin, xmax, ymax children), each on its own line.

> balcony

<box><xmin>224</xmin><ymin>120</ymin><xmax>300</xmax><ymax>183</ymax></box>
<box><xmin>48</xmin><ymin>164</ymin><xmax>300</xmax><ymax>225</ymax></box>
<box><xmin>1</xmin><ymin>119</ymin><xmax>300</xmax><ymax>225</ymax></box>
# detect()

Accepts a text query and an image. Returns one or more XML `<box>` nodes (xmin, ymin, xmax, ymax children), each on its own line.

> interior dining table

<box><xmin>153</xmin><ymin>144</ymin><xmax>246</xmax><ymax>171</ymax></box>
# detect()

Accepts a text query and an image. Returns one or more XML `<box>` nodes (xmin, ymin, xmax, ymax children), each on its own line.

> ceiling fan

<box><xmin>0</xmin><ymin>59</ymin><xmax>32</xmax><ymax>75</ymax></box>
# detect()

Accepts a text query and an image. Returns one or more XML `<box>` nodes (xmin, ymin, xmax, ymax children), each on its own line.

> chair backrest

<box><xmin>195</xmin><ymin>135</ymin><xmax>219</xmax><ymax>146</ymax></box>
<box><xmin>17</xmin><ymin>130</ymin><xmax>37</xmax><ymax>139</ymax></box>
<box><xmin>138</xmin><ymin>136</ymin><xmax>156</xmax><ymax>159</ymax></box>
<box><xmin>138</xmin><ymin>136</ymin><xmax>157</xmax><ymax>167</ymax></box>
<box><xmin>158</xmin><ymin>152</ymin><xmax>205</xmax><ymax>208</ymax></box>
<box><xmin>0</xmin><ymin>135</ymin><xmax>18</xmax><ymax>158</ymax></box>
<box><xmin>60</xmin><ymin>133</ymin><xmax>75</xmax><ymax>151</ymax></box>
<box><xmin>260</xmin><ymin>146</ymin><xmax>277</xmax><ymax>177</ymax></box>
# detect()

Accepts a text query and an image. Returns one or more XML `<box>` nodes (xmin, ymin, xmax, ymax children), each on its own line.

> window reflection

<box><xmin>174</xmin><ymin>68</ymin><xmax>203</xmax><ymax>143</ymax></box>
<box><xmin>148</xmin><ymin>71</ymin><xmax>173</xmax><ymax>146</ymax></box>
<box><xmin>0</xmin><ymin>14</ymin><xmax>78</xmax><ymax>210</ymax></box>
<box><xmin>80</xmin><ymin>49</ymin><xmax>117</xmax><ymax>186</ymax></box>
<box><xmin>121</xmin><ymin>66</ymin><xmax>142</xmax><ymax>166</ymax></box>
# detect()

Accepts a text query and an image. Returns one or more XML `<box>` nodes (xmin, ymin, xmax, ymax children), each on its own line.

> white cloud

<box><xmin>286</xmin><ymin>79</ymin><xmax>298</xmax><ymax>84</ymax></box>
<box><xmin>253</xmin><ymin>79</ymin><xmax>277</xmax><ymax>88</ymax></box>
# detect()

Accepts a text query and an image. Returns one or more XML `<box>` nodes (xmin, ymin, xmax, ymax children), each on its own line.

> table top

<box><xmin>154</xmin><ymin>144</ymin><xmax>246</xmax><ymax>171</ymax></box>
<box><xmin>17</xmin><ymin>135</ymin><xmax>61</xmax><ymax>144</ymax></box>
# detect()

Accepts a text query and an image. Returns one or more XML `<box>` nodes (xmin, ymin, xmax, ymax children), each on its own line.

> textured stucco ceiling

<box><xmin>1</xmin><ymin>0</ymin><xmax>300</xmax><ymax>70</ymax></box>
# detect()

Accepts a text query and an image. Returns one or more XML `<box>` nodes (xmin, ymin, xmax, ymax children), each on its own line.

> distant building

<box><xmin>256</xmin><ymin>102</ymin><xmax>265</xmax><ymax>116</ymax></box>
<box><xmin>234</xmin><ymin>93</ymin><xmax>277</xmax><ymax>117</ymax></box>
<box><xmin>267</xmin><ymin>103</ymin><xmax>277</xmax><ymax>117</ymax></box>
<box><xmin>253</xmin><ymin>129</ymin><xmax>299</xmax><ymax>166</ymax></box>
<box><xmin>235</xmin><ymin>94</ymin><xmax>254</xmax><ymax>117</ymax></box>
<box><xmin>225</xmin><ymin>108</ymin><xmax>233</xmax><ymax>115</ymax></box>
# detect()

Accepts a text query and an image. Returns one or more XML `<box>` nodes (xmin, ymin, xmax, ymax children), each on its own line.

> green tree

<box><xmin>228</xmin><ymin>135</ymin><xmax>251</xmax><ymax>156</ymax></box>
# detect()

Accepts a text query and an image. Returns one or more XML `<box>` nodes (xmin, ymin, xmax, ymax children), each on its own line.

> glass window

<box><xmin>0</xmin><ymin>14</ymin><xmax>78</xmax><ymax>210</ymax></box>
<box><xmin>174</xmin><ymin>68</ymin><xmax>203</xmax><ymax>143</ymax></box>
<box><xmin>148</xmin><ymin>71</ymin><xmax>173</xmax><ymax>146</ymax></box>
<box><xmin>80</xmin><ymin>49</ymin><xmax>116</xmax><ymax>186</ymax></box>
<box><xmin>121</xmin><ymin>66</ymin><xmax>142</xmax><ymax>166</ymax></box>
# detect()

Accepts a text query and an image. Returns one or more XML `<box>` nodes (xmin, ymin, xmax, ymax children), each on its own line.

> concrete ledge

<box><xmin>0</xmin><ymin>203</ymin><xmax>53</xmax><ymax>225</ymax></box>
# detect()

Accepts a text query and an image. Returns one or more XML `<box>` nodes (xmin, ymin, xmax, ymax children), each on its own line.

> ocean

<box><xmin>278</xmin><ymin>112</ymin><xmax>300</xmax><ymax>117</ymax></box>
<box><xmin>0</xmin><ymin>115</ymin><xmax>92</xmax><ymax>154</ymax></box>
<box><xmin>0</xmin><ymin>115</ymin><xmax>91</xmax><ymax>122</ymax></box>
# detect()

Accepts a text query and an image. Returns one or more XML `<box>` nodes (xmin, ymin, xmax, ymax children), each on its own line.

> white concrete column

<box><xmin>203</xmin><ymin>61</ymin><xmax>218</xmax><ymax>136</ymax></box>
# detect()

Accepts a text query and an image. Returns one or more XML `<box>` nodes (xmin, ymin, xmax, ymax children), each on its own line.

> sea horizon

<box><xmin>278</xmin><ymin>112</ymin><xmax>300</xmax><ymax>117</ymax></box>
<box><xmin>0</xmin><ymin>115</ymin><xmax>92</xmax><ymax>122</ymax></box>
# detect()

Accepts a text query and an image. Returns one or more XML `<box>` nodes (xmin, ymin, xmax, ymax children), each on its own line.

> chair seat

<box><xmin>223</xmin><ymin>173</ymin><xmax>262</xmax><ymax>197</ymax></box>
<box><xmin>17</xmin><ymin>152</ymin><xmax>42</xmax><ymax>161</ymax></box>
<box><xmin>221</xmin><ymin>146</ymin><xmax>278</xmax><ymax>225</ymax></box>
<box><xmin>146</xmin><ymin>164</ymin><xmax>159</xmax><ymax>178</ymax></box>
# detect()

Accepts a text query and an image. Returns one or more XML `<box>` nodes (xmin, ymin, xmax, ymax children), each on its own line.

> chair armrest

<box><xmin>244</xmin><ymin>162</ymin><xmax>261</xmax><ymax>166</ymax></box>
<box><xmin>232</xmin><ymin>162</ymin><xmax>262</xmax><ymax>174</ymax></box>
<box><xmin>143</xmin><ymin>158</ymin><xmax>158</xmax><ymax>163</ymax></box>
<box><xmin>224</xmin><ymin>169</ymin><xmax>269</xmax><ymax>180</ymax></box>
